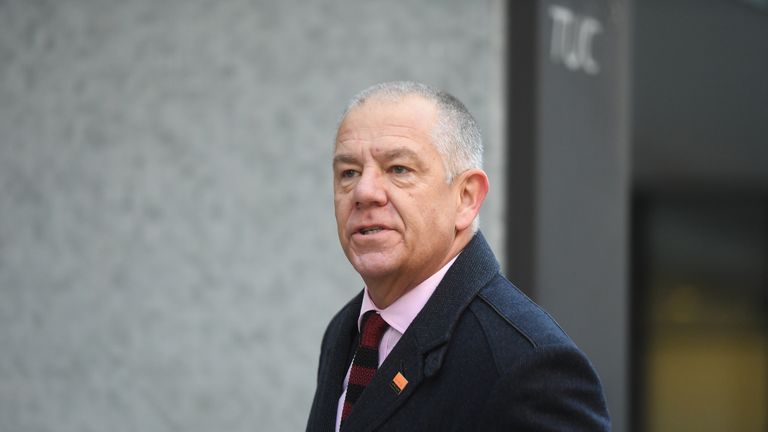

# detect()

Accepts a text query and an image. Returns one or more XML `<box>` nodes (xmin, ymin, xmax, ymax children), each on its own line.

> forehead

<box><xmin>335</xmin><ymin>96</ymin><xmax>438</xmax><ymax>151</ymax></box>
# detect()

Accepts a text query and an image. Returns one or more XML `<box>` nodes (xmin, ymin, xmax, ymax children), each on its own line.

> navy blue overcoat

<box><xmin>307</xmin><ymin>232</ymin><xmax>610</xmax><ymax>431</ymax></box>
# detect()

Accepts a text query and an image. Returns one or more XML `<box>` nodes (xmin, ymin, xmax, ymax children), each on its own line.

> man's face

<box><xmin>333</xmin><ymin>96</ymin><xmax>460</xmax><ymax>294</ymax></box>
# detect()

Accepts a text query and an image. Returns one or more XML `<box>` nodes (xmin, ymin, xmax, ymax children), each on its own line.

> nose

<box><xmin>353</xmin><ymin>168</ymin><xmax>387</xmax><ymax>208</ymax></box>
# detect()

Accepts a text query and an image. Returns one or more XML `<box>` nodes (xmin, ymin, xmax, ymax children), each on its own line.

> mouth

<box><xmin>358</xmin><ymin>226</ymin><xmax>385</xmax><ymax>236</ymax></box>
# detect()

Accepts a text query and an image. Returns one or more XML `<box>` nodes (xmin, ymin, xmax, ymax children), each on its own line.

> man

<box><xmin>307</xmin><ymin>82</ymin><xmax>610</xmax><ymax>431</ymax></box>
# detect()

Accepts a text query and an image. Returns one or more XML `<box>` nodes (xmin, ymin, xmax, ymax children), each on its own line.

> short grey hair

<box><xmin>339</xmin><ymin>81</ymin><xmax>483</xmax><ymax>183</ymax></box>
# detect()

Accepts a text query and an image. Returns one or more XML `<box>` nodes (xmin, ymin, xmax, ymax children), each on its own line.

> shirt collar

<box><xmin>358</xmin><ymin>253</ymin><xmax>460</xmax><ymax>334</ymax></box>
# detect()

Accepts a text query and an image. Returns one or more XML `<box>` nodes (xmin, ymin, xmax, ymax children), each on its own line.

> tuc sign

<box><xmin>548</xmin><ymin>5</ymin><xmax>603</xmax><ymax>75</ymax></box>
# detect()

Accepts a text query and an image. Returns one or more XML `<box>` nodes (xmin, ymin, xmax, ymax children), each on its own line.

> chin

<box><xmin>349</xmin><ymin>254</ymin><xmax>399</xmax><ymax>280</ymax></box>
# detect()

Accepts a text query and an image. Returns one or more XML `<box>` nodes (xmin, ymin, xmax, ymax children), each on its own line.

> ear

<box><xmin>454</xmin><ymin>169</ymin><xmax>489</xmax><ymax>232</ymax></box>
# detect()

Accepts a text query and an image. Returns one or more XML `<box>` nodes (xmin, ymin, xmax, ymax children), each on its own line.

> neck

<box><xmin>364</xmin><ymin>229</ymin><xmax>474</xmax><ymax>309</ymax></box>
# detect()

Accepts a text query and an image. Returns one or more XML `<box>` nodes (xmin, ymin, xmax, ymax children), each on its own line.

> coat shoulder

<box><xmin>467</xmin><ymin>274</ymin><xmax>578</xmax><ymax>372</ymax></box>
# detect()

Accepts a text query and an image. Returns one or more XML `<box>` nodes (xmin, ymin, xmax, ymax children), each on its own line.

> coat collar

<box><xmin>310</xmin><ymin>294</ymin><xmax>362</xmax><ymax>432</ymax></box>
<box><xmin>407</xmin><ymin>231</ymin><xmax>500</xmax><ymax>355</ymax></box>
<box><xmin>340</xmin><ymin>232</ymin><xmax>500</xmax><ymax>432</ymax></box>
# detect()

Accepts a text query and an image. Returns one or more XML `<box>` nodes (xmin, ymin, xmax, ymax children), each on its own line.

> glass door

<box><xmin>633</xmin><ymin>193</ymin><xmax>768</xmax><ymax>431</ymax></box>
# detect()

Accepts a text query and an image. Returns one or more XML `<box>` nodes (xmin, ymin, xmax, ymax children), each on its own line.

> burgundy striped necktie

<box><xmin>341</xmin><ymin>311</ymin><xmax>389</xmax><ymax>424</ymax></box>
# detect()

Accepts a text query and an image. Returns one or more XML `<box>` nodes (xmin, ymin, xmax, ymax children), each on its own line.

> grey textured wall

<box><xmin>0</xmin><ymin>1</ymin><xmax>503</xmax><ymax>431</ymax></box>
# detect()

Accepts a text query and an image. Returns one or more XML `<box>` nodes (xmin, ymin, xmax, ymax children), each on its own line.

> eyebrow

<box><xmin>381</xmin><ymin>147</ymin><xmax>420</xmax><ymax>163</ymax></box>
<box><xmin>333</xmin><ymin>147</ymin><xmax>421</xmax><ymax>164</ymax></box>
<box><xmin>333</xmin><ymin>153</ymin><xmax>359</xmax><ymax>166</ymax></box>
<box><xmin>332</xmin><ymin>146</ymin><xmax>428</xmax><ymax>172</ymax></box>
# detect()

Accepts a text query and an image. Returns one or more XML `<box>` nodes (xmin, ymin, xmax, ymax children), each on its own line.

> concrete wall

<box><xmin>0</xmin><ymin>1</ymin><xmax>503</xmax><ymax>431</ymax></box>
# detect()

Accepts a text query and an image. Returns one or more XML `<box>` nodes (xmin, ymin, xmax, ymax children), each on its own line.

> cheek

<box><xmin>333</xmin><ymin>202</ymin><xmax>348</xmax><ymax>227</ymax></box>
<box><xmin>426</xmin><ymin>192</ymin><xmax>456</xmax><ymax>225</ymax></box>
<box><xmin>333</xmin><ymin>193</ymin><xmax>350</xmax><ymax>210</ymax></box>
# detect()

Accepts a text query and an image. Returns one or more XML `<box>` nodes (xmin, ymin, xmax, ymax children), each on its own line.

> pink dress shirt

<box><xmin>334</xmin><ymin>255</ymin><xmax>460</xmax><ymax>431</ymax></box>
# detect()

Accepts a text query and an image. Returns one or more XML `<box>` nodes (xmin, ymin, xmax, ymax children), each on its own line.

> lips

<box><xmin>360</xmin><ymin>226</ymin><xmax>384</xmax><ymax>235</ymax></box>
<box><xmin>352</xmin><ymin>224</ymin><xmax>392</xmax><ymax>237</ymax></box>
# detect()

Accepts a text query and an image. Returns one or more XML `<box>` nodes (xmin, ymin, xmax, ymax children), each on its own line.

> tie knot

<box><xmin>360</xmin><ymin>311</ymin><xmax>388</xmax><ymax>348</ymax></box>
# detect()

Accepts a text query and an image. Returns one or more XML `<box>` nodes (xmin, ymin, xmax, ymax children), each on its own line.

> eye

<box><xmin>340</xmin><ymin>169</ymin><xmax>359</xmax><ymax>178</ymax></box>
<box><xmin>390</xmin><ymin>165</ymin><xmax>410</xmax><ymax>174</ymax></box>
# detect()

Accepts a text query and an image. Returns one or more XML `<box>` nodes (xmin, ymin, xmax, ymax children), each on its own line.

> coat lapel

<box><xmin>312</xmin><ymin>294</ymin><xmax>362</xmax><ymax>432</ymax></box>
<box><xmin>340</xmin><ymin>232</ymin><xmax>500</xmax><ymax>432</ymax></box>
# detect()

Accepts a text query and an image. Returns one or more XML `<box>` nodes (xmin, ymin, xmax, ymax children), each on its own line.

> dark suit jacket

<box><xmin>307</xmin><ymin>232</ymin><xmax>610</xmax><ymax>431</ymax></box>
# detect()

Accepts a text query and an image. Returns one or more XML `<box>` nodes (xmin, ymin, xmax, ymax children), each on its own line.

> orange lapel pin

<box><xmin>390</xmin><ymin>371</ymin><xmax>408</xmax><ymax>394</ymax></box>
